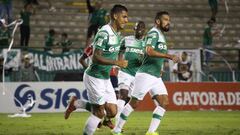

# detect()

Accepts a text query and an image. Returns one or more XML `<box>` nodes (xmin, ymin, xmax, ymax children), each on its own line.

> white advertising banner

<box><xmin>0</xmin><ymin>82</ymin><xmax>88</xmax><ymax>113</ymax></box>
<box><xmin>168</xmin><ymin>49</ymin><xmax>202</xmax><ymax>82</ymax></box>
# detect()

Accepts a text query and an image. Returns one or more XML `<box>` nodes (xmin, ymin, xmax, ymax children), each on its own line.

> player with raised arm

<box><xmin>112</xmin><ymin>11</ymin><xmax>180</xmax><ymax>135</ymax></box>
<box><xmin>65</xmin><ymin>4</ymin><xmax>128</xmax><ymax>135</ymax></box>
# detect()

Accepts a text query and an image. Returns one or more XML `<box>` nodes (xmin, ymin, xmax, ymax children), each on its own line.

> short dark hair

<box><xmin>49</xmin><ymin>29</ymin><xmax>55</xmax><ymax>36</ymax></box>
<box><xmin>137</xmin><ymin>20</ymin><xmax>145</xmax><ymax>26</ymax></box>
<box><xmin>182</xmin><ymin>51</ymin><xmax>188</xmax><ymax>56</ymax></box>
<box><xmin>155</xmin><ymin>11</ymin><xmax>169</xmax><ymax>22</ymax></box>
<box><xmin>110</xmin><ymin>4</ymin><xmax>128</xmax><ymax>20</ymax></box>
<box><xmin>62</xmin><ymin>32</ymin><xmax>67</xmax><ymax>37</ymax></box>
<box><xmin>207</xmin><ymin>19</ymin><xmax>215</xmax><ymax>25</ymax></box>
<box><xmin>134</xmin><ymin>20</ymin><xmax>145</xmax><ymax>30</ymax></box>
<box><xmin>24</xmin><ymin>3</ymin><xmax>31</xmax><ymax>9</ymax></box>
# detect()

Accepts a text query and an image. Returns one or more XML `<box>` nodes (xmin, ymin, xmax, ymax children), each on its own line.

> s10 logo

<box><xmin>14</xmin><ymin>84</ymin><xmax>36</xmax><ymax>112</ymax></box>
<box><xmin>14</xmin><ymin>84</ymin><xmax>88</xmax><ymax>111</ymax></box>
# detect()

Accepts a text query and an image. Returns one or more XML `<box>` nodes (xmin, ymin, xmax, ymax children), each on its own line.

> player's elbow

<box><xmin>146</xmin><ymin>48</ymin><xmax>152</xmax><ymax>57</ymax></box>
<box><xmin>145</xmin><ymin>46</ymin><xmax>154</xmax><ymax>57</ymax></box>
<box><xmin>79</xmin><ymin>58</ymin><xmax>84</xmax><ymax>65</ymax></box>
<box><xmin>92</xmin><ymin>54</ymin><xmax>98</xmax><ymax>63</ymax></box>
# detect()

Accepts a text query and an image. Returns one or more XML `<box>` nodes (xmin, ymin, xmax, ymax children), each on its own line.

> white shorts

<box><xmin>131</xmin><ymin>73</ymin><xmax>168</xmax><ymax>100</ymax></box>
<box><xmin>83</xmin><ymin>73</ymin><xmax>117</xmax><ymax>105</ymax></box>
<box><xmin>118</xmin><ymin>71</ymin><xmax>135</xmax><ymax>91</ymax></box>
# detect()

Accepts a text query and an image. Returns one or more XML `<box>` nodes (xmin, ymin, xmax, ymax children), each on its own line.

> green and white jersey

<box><xmin>138</xmin><ymin>27</ymin><xmax>168</xmax><ymax>78</ymax></box>
<box><xmin>121</xmin><ymin>35</ymin><xmax>145</xmax><ymax>76</ymax></box>
<box><xmin>86</xmin><ymin>24</ymin><xmax>122</xmax><ymax>79</ymax></box>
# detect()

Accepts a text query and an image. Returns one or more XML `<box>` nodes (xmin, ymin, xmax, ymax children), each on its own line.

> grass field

<box><xmin>0</xmin><ymin>111</ymin><xmax>240</xmax><ymax>135</ymax></box>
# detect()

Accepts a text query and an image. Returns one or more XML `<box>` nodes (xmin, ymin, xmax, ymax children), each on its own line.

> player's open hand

<box><xmin>116</xmin><ymin>60</ymin><xmax>128</xmax><ymax>68</ymax></box>
<box><xmin>171</xmin><ymin>55</ymin><xmax>180</xmax><ymax>63</ymax></box>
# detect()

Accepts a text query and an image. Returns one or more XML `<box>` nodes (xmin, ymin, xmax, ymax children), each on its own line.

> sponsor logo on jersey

<box><xmin>109</xmin><ymin>46</ymin><xmax>120</xmax><ymax>53</ymax></box>
<box><xmin>126</xmin><ymin>48</ymin><xmax>143</xmax><ymax>54</ymax></box>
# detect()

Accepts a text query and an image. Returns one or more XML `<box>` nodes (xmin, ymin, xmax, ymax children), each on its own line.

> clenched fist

<box><xmin>171</xmin><ymin>55</ymin><xmax>180</xmax><ymax>63</ymax></box>
<box><xmin>116</xmin><ymin>60</ymin><xmax>128</xmax><ymax>68</ymax></box>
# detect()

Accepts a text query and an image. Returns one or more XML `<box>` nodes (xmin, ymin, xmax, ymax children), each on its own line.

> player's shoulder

<box><xmin>99</xmin><ymin>24</ymin><xmax>117</xmax><ymax>37</ymax></box>
<box><xmin>147</xmin><ymin>27</ymin><xmax>159</xmax><ymax>37</ymax></box>
<box><xmin>149</xmin><ymin>27</ymin><xmax>166</xmax><ymax>42</ymax></box>
<box><xmin>96</xmin><ymin>25</ymin><xmax>110</xmax><ymax>38</ymax></box>
<box><xmin>100</xmin><ymin>25</ymin><xmax>112</xmax><ymax>34</ymax></box>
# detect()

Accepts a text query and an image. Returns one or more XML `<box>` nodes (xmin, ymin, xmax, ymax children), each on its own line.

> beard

<box><xmin>159</xmin><ymin>21</ymin><xmax>170</xmax><ymax>32</ymax></box>
<box><xmin>162</xmin><ymin>25</ymin><xmax>170</xmax><ymax>32</ymax></box>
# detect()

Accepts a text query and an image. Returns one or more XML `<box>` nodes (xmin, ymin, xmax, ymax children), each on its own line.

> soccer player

<box><xmin>85</xmin><ymin>0</ymin><xmax>108</xmax><ymax>47</ymax></box>
<box><xmin>65</xmin><ymin>4</ymin><xmax>128</xmax><ymax>135</ymax></box>
<box><xmin>112</xmin><ymin>11</ymin><xmax>180</xmax><ymax>135</ymax></box>
<box><xmin>115</xmin><ymin>21</ymin><xmax>146</xmax><ymax>124</ymax></box>
<box><xmin>78</xmin><ymin>44</ymin><xmax>118</xmax><ymax>129</ymax></box>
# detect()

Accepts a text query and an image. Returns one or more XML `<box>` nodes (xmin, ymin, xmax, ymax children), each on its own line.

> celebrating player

<box><xmin>65</xmin><ymin>4</ymin><xmax>128</xmax><ymax>135</ymax></box>
<box><xmin>112</xmin><ymin>11</ymin><xmax>180</xmax><ymax>135</ymax></box>
<box><xmin>115</xmin><ymin>21</ymin><xmax>146</xmax><ymax>124</ymax></box>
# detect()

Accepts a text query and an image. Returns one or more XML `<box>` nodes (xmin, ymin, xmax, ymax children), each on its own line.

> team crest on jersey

<box><xmin>146</xmin><ymin>38</ymin><xmax>152</xmax><ymax>45</ymax></box>
<box><xmin>98</xmin><ymin>31</ymin><xmax>108</xmax><ymax>39</ymax></box>
<box><xmin>96</xmin><ymin>38</ymin><xmax>104</xmax><ymax>46</ymax></box>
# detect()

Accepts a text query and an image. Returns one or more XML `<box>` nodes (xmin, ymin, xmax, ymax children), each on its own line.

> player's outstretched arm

<box><xmin>86</xmin><ymin>0</ymin><xmax>94</xmax><ymax>13</ymax></box>
<box><xmin>146</xmin><ymin>46</ymin><xmax>180</xmax><ymax>63</ymax></box>
<box><xmin>93</xmin><ymin>48</ymin><xmax>128</xmax><ymax>68</ymax></box>
<box><xmin>79</xmin><ymin>53</ymin><xmax>89</xmax><ymax>69</ymax></box>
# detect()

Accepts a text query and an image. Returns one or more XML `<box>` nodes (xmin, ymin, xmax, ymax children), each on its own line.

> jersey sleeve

<box><xmin>145</xmin><ymin>31</ymin><xmax>159</xmax><ymax>47</ymax></box>
<box><xmin>93</xmin><ymin>31</ymin><xmax>108</xmax><ymax>50</ymax></box>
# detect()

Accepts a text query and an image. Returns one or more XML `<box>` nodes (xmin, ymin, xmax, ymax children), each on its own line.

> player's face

<box><xmin>95</xmin><ymin>1</ymin><xmax>102</xmax><ymax>9</ymax></box>
<box><xmin>24</xmin><ymin>58</ymin><xmax>30</xmax><ymax>65</ymax></box>
<box><xmin>135</xmin><ymin>22</ymin><xmax>145</xmax><ymax>38</ymax></box>
<box><xmin>115</xmin><ymin>11</ymin><xmax>128</xmax><ymax>30</ymax></box>
<box><xmin>182</xmin><ymin>53</ymin><xmax>187</xmax><ymax>61</ymax></box>
<box><xmin>62</xmin><ymin>35</ymin><xmax>66</xmax><ymax>40</ymax></box>
<box><xmin>208</xmin><ymin>21</ymin><xmax>214</xmax><ymax>27</ymax></box>
<box><xmin>160</xmin><ymin>14</ymin><xmax>170</xmax><ymax>32</ymax></box>
<box><xmin>26</xmin><ymin>4</ymin><xmax>32</xmax><ymax>11</ymax></box>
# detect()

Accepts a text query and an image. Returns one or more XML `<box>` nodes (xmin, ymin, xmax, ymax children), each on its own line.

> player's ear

<box><xmin>156</xmin><ymin>19</ymin><xmax>160</xmax><ymax>25</ymax></box>
<box><xmin>113</xmin><ymin>13</ymin><xmax>118</xmax><ymax>20</ymax></box>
